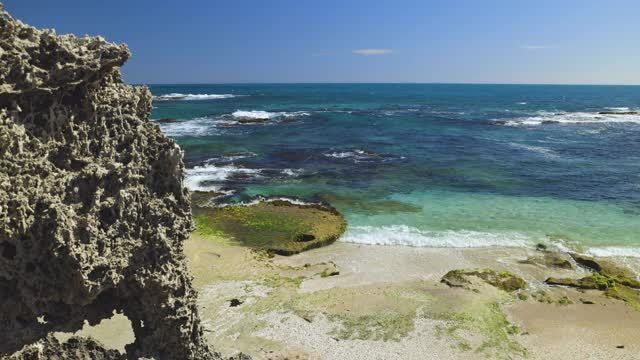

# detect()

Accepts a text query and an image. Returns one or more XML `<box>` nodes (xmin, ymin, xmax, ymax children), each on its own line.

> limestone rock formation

<box><xmin>0</xmin><ymin>5</ymin><xmax>224</xmax><ymax>359</ymax></box>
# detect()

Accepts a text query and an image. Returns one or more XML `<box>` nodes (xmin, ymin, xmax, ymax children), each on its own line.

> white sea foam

<box><xmin>153</xmin><ymin>93</ymin><xmax>238</xmax><ymax>101</ymax></box>
<box><xmin>157</xmin><ymin>117</ymin><xmax>232</xmax><ymax>137</ymax></box>
<box><xmin>504</xmin><ymin>111</ymin><xmax>640</xmax><ymax>126</ymax></box>
<box><xmin>323</xmin><ymin>149</ymin><xmax>403</xmax><ymax>162</ymax></box>
<box><xmin>324</xmin><ymin>151</ymin><xmax>357</xmax><ymax>159</ymax></box>
<box><xmin>340</xmin><ymin>225</ymin><xmax>640</xmax><ymax>262</ymax></box>
<box><xmin>264</xmin><ymin>197</ymin><xmax>315</xmax><ymax>206</ymax></box>
<box><xmin>232</xmin><ymin>110</ymin><xmax>310</xmax><ymax>119</ymax></box>
<box><xmin>281</xmin><ymin>168</ymin><xmax>303</xmax><ymax>176</ymax></box>
<box><xmin>185</xmin><ymin>163</ymin><xmax>302</xmax><ymax>191</ymax></box>
<box><xmin>340</xmin><ymin>225</ymin><xmax>531</xmax><ymax>248</ymax></box>
<box><xmin>215</xmin><ymin>196</ymin><xmax>318</xmax><ymax>208</ymax></box>
<box><xmin>185</xmin><ymin>164</ymin><xmax>261</xmax><ymax>191</ymax></box>
<box><xmin>586</xmin><ymin>246</ymin><xmax>640</xmax><ymax>258</ymax></box>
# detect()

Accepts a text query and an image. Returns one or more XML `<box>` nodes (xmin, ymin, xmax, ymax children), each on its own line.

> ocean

<box><xmin>149</xmin><ymin>84</ymin><xmax>640</xmax><ymax>257</ymax></box>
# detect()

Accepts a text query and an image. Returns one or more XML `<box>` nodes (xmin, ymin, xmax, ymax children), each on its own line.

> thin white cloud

<box><xmin>520</xmin><ymin>45</ymin><xmax>554</xmax><ymax>50</ymax></box>
<box><xmin>352</xmin><ymin>48</ymin><xmax>393</xmax><ymax>56</ymax></box>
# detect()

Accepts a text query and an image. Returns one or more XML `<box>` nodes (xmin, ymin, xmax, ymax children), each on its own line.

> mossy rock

<box><xmin>442</xmin><ymin>269</ymin><xmax>526</xmax><ymax>292</ymax></box>
<box><xmin>545</xmin><ymin>275</ymin><xmax>605</xmax><ymax>290</ymax></box>
<box><xmin>546</xmin><ymin>272</ymin><xmax>639</xmax><ymax>290</ymax></box>
<box><xmin>546</xmin><ymin>270</ymin><xmax>640</xmax><ymax>311</ymax></box>
<box><xmin>571</xmin><ymin>254</ymin><xmax>637</xmax><ymax>281</ymax></box>
<box><xmin>546</xmin><ymin>255</ymin><xmax>640</xmax><ymax>290</ymax></box>
<box><xmin>192</xmin><ymin>197</ymin><xmax>347</xmax><ymax>255</ymax></box>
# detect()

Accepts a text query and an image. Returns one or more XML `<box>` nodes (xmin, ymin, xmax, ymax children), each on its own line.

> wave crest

<box><xmin>502</xmin><ymin>110</ymin><xmax>640</xmax><ymax>126</ymax></box>
<box><xmin>341</xmin><ymin>225</ymin><xmax>532</xmax><ymax>248</ymax></box>
<box><xmin>156</xmin><ymin>117</ymin><xmax>232</xmax><ymax>137</ymax></box>
<box><xmin>185</xmin><ymin>163</ymin><xmax>303</xmax><ymax>191</ymax></box>
<box><xmin>232</xmin><ymin>110</ymin><xmax>310</xmax><ymax>119</ymax></box>
<box><xmin>586</xmin><ymin>246</ymin><xmax>640</xmax><ymax>258</ymax></box>
<box><xmin>323</xmin><ymin>149</ymin><xmax>404</xmax><ymax>163</ymax></box>
<box><xmin>153</xmin><ymin>93</ymin><xmax>238</xmax><ymax>101</ymax></box>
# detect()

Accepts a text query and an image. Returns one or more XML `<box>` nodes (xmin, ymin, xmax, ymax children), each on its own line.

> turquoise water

<box><xmin>149</xmin><ymin>84</ymin><xmax>640</xmax><ymax>255</ymax></box>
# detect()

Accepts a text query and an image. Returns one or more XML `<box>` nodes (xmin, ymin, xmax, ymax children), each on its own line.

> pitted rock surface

<box><xmin>0</xmin><ymin>5</ymin><xmax>228</xmax><ymax>359</ymax></box>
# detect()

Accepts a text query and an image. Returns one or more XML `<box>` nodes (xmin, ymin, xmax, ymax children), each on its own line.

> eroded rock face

<box><xmin>0</xmin><ymin>5</ymin><xmax>215</xmax><ymax>359</ymax></box>
<box><xmin>6</xmin><ymin>335</ymin><xmax>125</xmax><ymax>360</ymax></box>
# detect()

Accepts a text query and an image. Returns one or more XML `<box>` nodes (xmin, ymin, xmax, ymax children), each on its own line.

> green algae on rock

<box><xmin>545</xmin><ymin>255</ymin><xmax>640</xmax><ymax>311</ymax></box>
<box><xmin>545</xmin><ymin>254</ymin><xmax>640</xmax><ymax>290</ymax></box>
<box><xmin>570</xmin><ymin>254</ymin><xmax>638</xmax><ymax>281</ymax></box>
<box><xmin>441</xmin><ymin>269</ymin><xmax>527</xmax><ymax>292</ymax></box>
<box><xmin>545</xmin><ymin>274</ymin><xmax>640</xmax><ymax>311</ymax></box>
<box><xmin>192</xmin><ymin>195</ymin><xmax>346</xmax><ymax>255</ymax></box>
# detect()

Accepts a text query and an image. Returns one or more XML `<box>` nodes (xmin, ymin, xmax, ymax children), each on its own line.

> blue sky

<box><xmin>5</xmin><ymin>0</ymin><xmax>640</xmax><ymax>84</ymax></box>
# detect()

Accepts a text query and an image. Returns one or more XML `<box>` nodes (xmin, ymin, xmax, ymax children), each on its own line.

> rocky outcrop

<box><xmin>0</xmin><ymin>5</ymin><xmax>223</xmax><ymax>359</ymax></box>
<box><xmin>441</xmin><ymin>269</ymin><xmax>526</xmax><ymax>292</ymax></box>
<box><xmin>570</xmin><ymin>254</ymin><xmax>637</xmax><ymax>280</ymax></box>
<box><xmin>545</xmin><ymin>255</ymin><xmax>640</xmax><ymax>311</ymax></box>
<box><xmin>192</xmin><ymin>193</ymin><xmax>347</xmax><ymax>256</ymax></box>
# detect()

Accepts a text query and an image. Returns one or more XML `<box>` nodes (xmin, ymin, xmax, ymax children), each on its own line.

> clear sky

<box><xmin>5</xmin><ymin>0</ymin><xmax>640</xmax><ymax>84</ymax></box>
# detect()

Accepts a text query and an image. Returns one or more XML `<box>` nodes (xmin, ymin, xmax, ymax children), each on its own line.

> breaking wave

<box><xmin>341</xmin><ymin>225</ymin><xmax>532</xmax><ymax>248</ymax></box>
<box><xmin>153</xmin><ymin>93</ymin><xmax>239</xmax><ymax>101</ymax></box>
<box><xmin>323</xmin><ymin>149</ymin><xmax>405</xmax><ymax>163</ymax></box>
<box><xmin>184</xmin><ymin>164</ymin><xmax>303</xmax><ymax>191</ymax></box>
<box><xmin>232</xmin><ymin>110</ymin><xmax>311</xmax><ymax>119</ymax></box>
<box><xmin>156</xmin><ymin>117</ymin><xmax>233</xmax><ymax>137</ymax></box>
<box><xmin>502</xmin><ymin>110</ymin><xmax>640</xmax><ymax>126</ymax></box>
<box><xmin>586</xmin><ymin>246</ymin><xmax>640</xmax><ymax>258</ymax></box>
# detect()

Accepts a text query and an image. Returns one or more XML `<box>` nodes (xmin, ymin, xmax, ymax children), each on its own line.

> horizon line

<box><xmin>132</xmin><ymin>81</ymin><xmax>640</xmax><ymax>87</ymax></box>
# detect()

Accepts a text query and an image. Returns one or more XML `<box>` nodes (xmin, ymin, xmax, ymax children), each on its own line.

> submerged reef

<box><xmin>0</xmin><ymin>5</ymin><xmax>239</xmax><ymax>359</ymax></box>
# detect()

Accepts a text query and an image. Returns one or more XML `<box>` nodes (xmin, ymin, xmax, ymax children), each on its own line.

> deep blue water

<box><xmin>149</xmin><ymin>84</ymin><xmax>640</xmax><ymax>254</ymax></box>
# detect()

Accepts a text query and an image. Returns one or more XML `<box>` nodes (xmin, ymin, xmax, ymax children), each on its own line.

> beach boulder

<box><xmin>441</xmin><ymin>269</ymin><xmax>526</xmax><ymax>292</ymax></box>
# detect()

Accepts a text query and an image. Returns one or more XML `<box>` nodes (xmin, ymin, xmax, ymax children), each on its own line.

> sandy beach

<box><xmin>56</xmin><ymin>234</ymin><xmax>640</xmax><ymax>360</ymax></box>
